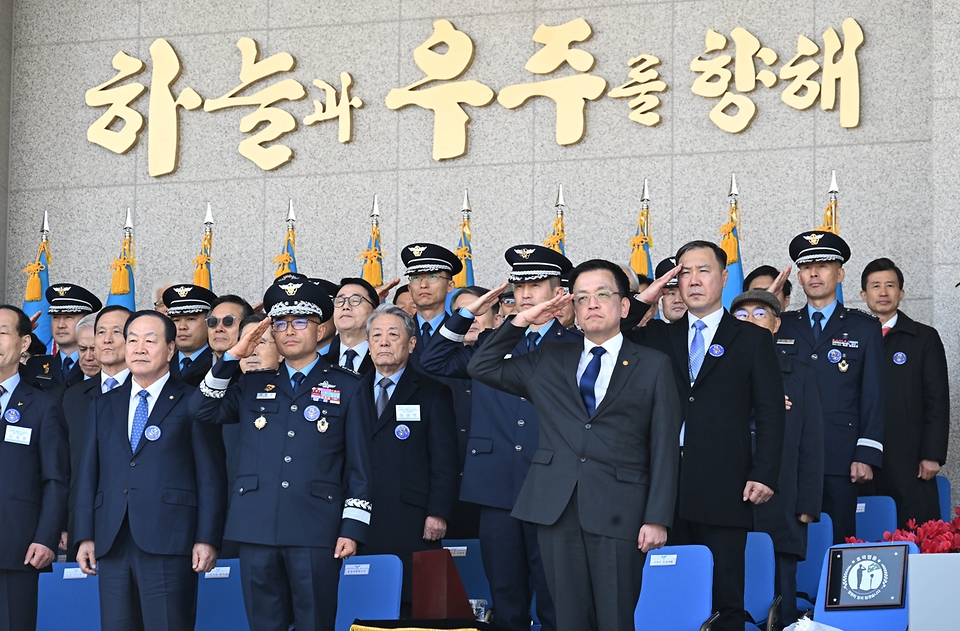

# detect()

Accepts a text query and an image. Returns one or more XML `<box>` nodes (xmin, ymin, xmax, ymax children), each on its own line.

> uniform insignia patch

<box><xmin>409</xmin><ymin>245</ymin><xmax>427</xmax><ymax>257</ymax></box>
<box><xmin>804</xmin><ymin>233</ymin><xmax>824</xmax><ymax>245</ymax></box>
<box><xmin>173</xmin><ymin>286</ymin><xmax>192</xmax><ymax>298</ymax></box>
<box><xmin>827</xmin><ymin>349</ymin><xmax>843</xmax><ymax>363</ymax></box>
<box><xmin>832</xmin><ymin>339</ymin><xmax>859</xmax><ymax>349</ymax></box>
<box><xmin>776</xmin><ymin>339</ymin><xmax>795</xmax><ymax>345</ymax></box>
<box><xmin>264</xmin><ymin>384</ymin><xmax>276</xmax><ymax>391</ymax></box>
<box><xmin>278</xmin><ymin>283</ymin><xmax>302</xmax><ymax>296</ymax></box>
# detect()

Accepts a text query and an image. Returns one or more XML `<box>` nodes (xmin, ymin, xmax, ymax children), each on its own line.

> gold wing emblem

<box><xmin>279</xmin><ymin>283</ymin><xmax>302</xmax><ymax>296</ymax></box>
<box><xmin>514</xmin><ymin>248</ymin><xmax>536</xmax><ymax>260</ymax></box>
<box><xmin>408</xmin><ymin>246</ymin><xmax>427</xmax><ymax>257</ymax></box>
<box><xmin>173</xmin><ymin>286</ymin><xmax>192</xmax><ymax>298</ymax></box>
<box><xmin>804</xmin><ymin>233</ymin><xmax>824</xmax><ymax>245</ymax></box>
<box><xmin>52</xmin><ymin>286</ymin><xmax>70</xmax><ymax>296</ymax></box>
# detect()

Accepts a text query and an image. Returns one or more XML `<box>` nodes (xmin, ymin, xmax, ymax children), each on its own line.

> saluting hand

<box><xmin>765</xmin><ymin>265</ymin><xmax>793</xmax><ymax>298</ymax></box>
<box><xmin>376</xmin><ymin>278</ymin><xmax>402</xmax><ymax>303</ymax></box>
<box><xmin>636</xmin><ymin>264</ymin><xmax>681</xmax><ymax>305</ymax></box>
<box><xmin>464</xmin><ymin>282</ymin><xmax>509</xmax><ymax>318</ymax></box>
<box><xmin>511</xmin><ymin>292</ymin><xmax>573</xmax><ymax>329</ymax></box>
<box><xmin>30</xmin><ymin>310</ymin><xmax>41</xmax><ymax>331</ymax></box>
<box><xmin>226</xmin><ymin>317</ymin><xmax>272</xmax><ymax>359</ymax></box>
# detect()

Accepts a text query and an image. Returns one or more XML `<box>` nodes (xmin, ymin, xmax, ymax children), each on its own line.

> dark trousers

<box><xmin>669</xmin><ymin>517</ymin><xmax>747</xmax><ymax>631</ymax></box>
<box><xmin>239</xmin><ymin>543</ymin><xmax>341</xmax><ymax>631</ymax></box>
<box><xmin>774</xmin><ymin>552</ymin><xmax>800</xmax><ymax>629</ymax></box>
<box><xmin>822</xmin><ymin>474</ymin><xmax>859</xmax><ymax>543</ymax></box>
<box><xmin>478</xmin><ymin>507</ymin><xmax>555</xmax><ymax>631</ymax></box>
<box><xmin>0</xmin><ymin>569</ymin><xmax>38</xmax><ymax>631</ymax></box>
<box><xmin>97</xmin><ymin>519</ymin><xmax>198</xmax><ymax>631</ymax></box>
<box><xmin>537</xmin><ymin>489</ymin><xmax>644</xmax><ymax>631</ymax></box>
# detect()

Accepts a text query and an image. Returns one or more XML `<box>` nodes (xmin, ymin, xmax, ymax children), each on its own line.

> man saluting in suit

<box><xmin>469</xmin><ymin>259</ymin><xmax>681</xmax><ymax>631</ymax></box>
<box><xmin>75</xmin><ymin>311</ymin><xmax>227</xmax><ymax>631</ymax></box>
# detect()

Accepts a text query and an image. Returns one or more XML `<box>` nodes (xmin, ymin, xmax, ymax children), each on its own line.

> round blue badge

<box><xmin>708</xmin><ymin>344</ymin><xmax>724</xmax><ymax>357</ymax></box>
<box><xmin>395</xmin><ymin>424</ymin><xmax>411</xmax><ymax>440</ymax></box>
<box><xmin>4</xmin><ymin>409</ymin><xmax>20</xmax><ymax>424</ymax></box>
<box><xmin>304</xmin><ymin>405</ymin><xmax>321</xmax><ymax>421</ymax></box>
<box><xmin>893</xmin><ymin>352</ymin><xmax>907</xmax><ymax>365</ymax></box>
<box><xmin>144</xmin><ymin>425</ymin><xmax>161</xmax><ymax>441</ymax></box>
<box><xmin>827</xmin><ymin>349</ymin><xmax>843</xmax><ymax>364</ymax></box>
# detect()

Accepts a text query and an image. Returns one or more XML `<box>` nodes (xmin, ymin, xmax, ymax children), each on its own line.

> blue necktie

<box><xmin>579</xmin><ymin>347</ymin><xmax>606</xmax><ymax>416</ymax></box>
<box><xmin>689</xmin><ymin>320</ymin><xmax>707</xmax><ymax>383</ymax></box>
<box><xmin>62</xmin><ymin>357</ymin><xmax>74</xmax><ymax>381</ymax></box>
<box><xmin>421</xmin><ymin>321</ymin><xmax>432</xmax><ymax>339</ymax></box>
<box><xmin>525</xmin><ymin>331</ymin><xmax>539</xmax><ymax>354</ymax></box>
<box><xmin>342</xmin><ymin>349</ymin><xmax>358</xmax><ymax>370</ymax></box>
<box><xmin>130</xmin><ymin>390</ymin><xmax>149</xmax><ymax>452</ymax></box>
<box><xmin>812</xmin><ymin>311</ymin><xmax>824</xmax><ymax>343</ymax></box>
<box><xmin>291</xmin><ymin>371</ymin><xmax>306</xmax><ymax>391</ymax></box>
<box><xmin>104</xmin><ymin>377</ymin><xmax>119</xmax><ymax>393</ymax></box>
<box><xmin>180</xmin><ymin>356</ymin><xmax>193</xmax><ymax>374</ymax></box>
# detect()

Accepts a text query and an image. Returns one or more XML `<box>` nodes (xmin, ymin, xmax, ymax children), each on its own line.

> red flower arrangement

<box><xmin>844</xmin><ymin>507</ymin><xmax>960</xmax><ymax>554</ymax></box>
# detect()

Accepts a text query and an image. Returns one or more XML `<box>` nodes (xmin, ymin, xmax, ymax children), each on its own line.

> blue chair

<box><xmin>856</xmin><ymin>496</ymin><xmax>897</xmax><ymax>542</ymax></box>
<box><xmin>37</xmin><ymin>562</ymin><xmax>101</xmax><ymax>631</ymax></box>
<box><xmin>936</xmin><ymin>475</ymin><xmax>953</xmax><ymax>523</ymax></box>
<box><xmin>335</xmin><ymin>554</ymin><xmax>403</xmax><ymax>631</ymax></box>
<box><xmin>196</xmin><ymin>558</ymin><xmax>248</xmax><ymax>631</ymax></box>
<box><xmin>744</xmin><ymin>532</ymin><xmax>779</xmax><ymax>631</ymax></box>
<box><xmin>442</xmin><ymin>539</ymin><xmax>491</xmax><ymax>620</ymax></box>
<box><xmin>796</xmin><ymin>512</ymin><xmax>834</xmax><ymax>611</ymax></box>
<box><xmin>813</xmin><ymin>541</ymin><xmax>918</xmax><ymax>631</ymax></box>
<box><xmin>635</xmin><ymin>545</ymin><xmax>718</xmax><ymax>631</ymax></box>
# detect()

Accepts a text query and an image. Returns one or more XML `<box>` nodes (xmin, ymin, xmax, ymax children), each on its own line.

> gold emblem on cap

<box><xmin>514</xmin><ymin>248</ymin><xmax>535</xmax><ymax>260</ymax></box>
<box><xmin>279</xmin><ymin>283</ymin><xmax>302</xmax><ymax>296</ymax></box>
<box><xmin>804</xmin><ymin>233</ymin><xmax>824</xmax><ymax>245</ymax></box>
<box><xmin>254</xmin><ymin>416</ymin><xmax>267</xmax><ymax>430</ymax></box>
<box><xmin>53</xmin><ymin>286</ymin><xmax>70</xmax><ymax>296</ymax></box>
<box><xmin>409</xmin><ymin>245</ymin><xmax>427</xmax><ymax>257</ymax></box>
<box><xmin>173</xmin><ymin>286</ymin><xmax>192</xmax><ymax>298</ymax></box>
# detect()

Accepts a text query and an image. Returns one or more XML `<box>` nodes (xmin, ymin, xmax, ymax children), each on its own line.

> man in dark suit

<box><xmin>25</xmin><ymin>283</ymin><xmax>102</xmax><ymax>391</ymax></box>
<box><xmin>190</xmin><ymin>276</ymin><xmax>373</xmax><ymax>631</ymax></box>
<box><xmin>61</xmin><ymin>305</ymin><xmax>132</xmax><ymax>560</ymax></box>
<box><xmin>0</xmin><ymin>305</ymin><xmax>70</xmax><ymax>631</ymax></box>
<box><xmin>163</xmin><ymin>284</ymin><xmax>216</xmax><ymax>387</ymax></box>
<box><xmin>323</xmin><ymin>278</ymin><xmax>380</xmax><ymax>374</ymax></box>
<box><xmin>422</xmin><ymin>245</ymin><xmax>580</xmax><ymax>631</ymax></box>
<box><xmin>361</xmin><ymin>304</ymin><xmax>459</xmax><ymax>609</ymax></box>
<box><xmin>860</xmin><ymin>258</ymin><xmax>949</xmax><ymax>527</ymax></box>
<box><xmin>775</xmin><ymin>231</ymin><xmax>884</xmax><ymax>543</ymax></box>
<box><xmin>469</xmin><ymin>260</ymin><xmax>682</xmax><ymax>631</ymax></box>
<box><xmin>624</xmin><ymin>241</ymin><xmax>785</xmax><ymax>631</ymax></box>
<box><xmin>732</xmin><ymin>290</ymin><xmax>824</xmax><ymax>627</ymax></box>
<box><xmin>75</xmin><ymin>310</ymin><xmax>227</xmax><ymax>631</ymax></box>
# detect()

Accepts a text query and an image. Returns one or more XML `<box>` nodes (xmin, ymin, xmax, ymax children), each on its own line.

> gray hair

<box><xmin>366</xmin><ymin>303</ymin><xmax>418</xmax><ymax>339</ymax></box>
<box><xmin>619</xmin><ymin>264</ymin><xmax>641</xmax><ymax>293</ymax></box>
<box><xmin>151</xmin><ymin>276</ymin><xmax>184</xmax><ymax>301</ymax></box>
<box><xmin>76</xmin><ymin>312</ymin><xmax>98</xmax><ymax>335</ymax></box>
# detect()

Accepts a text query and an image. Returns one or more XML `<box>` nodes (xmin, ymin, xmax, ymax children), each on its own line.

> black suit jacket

<box><xmin>62</xmin><ymin>376</ymin><xmax>107</xmax><ymax>548</ymax></box>
<box><xmin>169</xmin><ymin>347</ymin><xmax>213</xmax><ymax>388</ymax></box>
<box><xmin>0</xmin><ymin>381</ymin><xmax>69</xmax><ymax>571</ymax></box>
<box><xmin>323</xmin><ymin>336</ymin><xmax>374</xmax><ymax>375</ymax></box>
<box><xmin>469</xmin><ymin>323</ymin><xmax>682</xmax><ymax>541</ymax></box>
<box><xmin>625</xmin><ymin>309</ymin><xmax>786</xmax><ymax>529</ymax></box>
<box><xmin>74</xmin><ymin>377</ymin><xmax>227</xmax><ymax>557</ymax></box>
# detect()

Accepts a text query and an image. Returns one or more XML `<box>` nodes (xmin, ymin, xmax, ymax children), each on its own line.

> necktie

<box><xmin>376</xmin><ymin>377</ymin><xmax>393</xmax><ymax>417</ymax></box>
<box><xmin>578</xmin><ymin>347</ymin><xmax>606</xmax><ymax>416</ymax></box>
<box><xmin>882</xmin><ymin>326</ymin><xmax>891</xmax><ymax>338</ymax></box>
<box><xmin>525</xmin><ymin>331</ymin><xmax>539</xmax><ymax>354</ymax></box>
<box><xmin>104</xmin><ymin>377</ymin><xmax>119</xmax><ymax>393</ymax></box>
<box><xmin>421</xmin><ymin>321</ymin><xmax>432</xmax><ymax>339</ymax></box>
<box><xmin>0</xmin><ymin>385</ymin><xmax>6</xmax><ymax>416</ymax></box>
<box><xmin>62</xmin><ymin>357</ymin><xmax>74</xmax><ymax>381</ymax></box>
<box><xmin>689</xmin><ymin>320</ymin><xmax>707</xmax><ymax>383</ymax></box>
<box><xmin>180</xmin><ymin>356</ymin><xmax>193</xmax><ymax>373</ymax></box>
<box><xmin>812</xmin><ymin>311</ymin><xmax>824</xmax><ymax>343</ymax></box>
<box><xmin>342</xmin><ymin>349</ymin><xmax>359</xmax><ymax>370</ymax></box>
<box><xmin>291</xmin><ymin>371</ymin><xmax>306</xmax><ymax>391</ymax></box>
<box><xmin>130</xmin><ymin>390</ymin><xmax>149</xmax><ymax>452</ymax></box>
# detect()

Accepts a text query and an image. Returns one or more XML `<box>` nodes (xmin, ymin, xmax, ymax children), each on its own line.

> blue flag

<box><xmin>23</xmin><ymin>243</ymin><xmax>53</xmax><ymax>352</ymax></box>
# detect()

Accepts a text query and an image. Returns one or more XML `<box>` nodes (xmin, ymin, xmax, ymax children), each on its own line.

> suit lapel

<box><xmin>563</xmin><ymin>343</ymin><xmax>589</xmax><ymax>417</ymax></box>
<box><xmin>669</xmin><ymin>314</ymin><xmax>691</xmax><ymax>381</ymax></box>
<box><xmin>694</xmin><ymin>312</ymin><xmax>739</xmax><ymax>387</ymax></box>
<box><xmin>111</xmin><ymin>381</ymin><xmax>135</xmax><ymax>450</ymax></box>
<box><xmin>133</xmin><ymin>380</ymin><xmax>182</xmax><ymax>457</ymax></box>
<box><xmin>6</xmin><ymin>383</ymin><xmax>34</xmax><ymax>418</ymax></box>
<box><xmin>592</xmin><ymin>341</ymin><xmax>640</xmax><ymax>418</ymax></box>
<box><xmin>791</xmin><ymin>309</ymin><xmax>815</xmax><ymax>348</ymax></box>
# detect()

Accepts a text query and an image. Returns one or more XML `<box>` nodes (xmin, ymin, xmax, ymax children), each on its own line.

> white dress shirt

<box><xmin>128</xmin><ymin>372</ymin><xmax>171</xmax><ymax>441</ymax></box>
<box><xmin>101</xmin><ymin>368</ymin><xmax>130</xmax><ymax>394</ymax></box>
<box><xmin>883</xmin><ymin>313</ymin><xmax>899</xmax><ymax>330</ymax></box>
<box><xmin>576</xmin><ymin>333</ymin><xmax>623</xmax><ymax>410</ymax></box>
<box><xmin>339</xmin><ymin>340</ymin><xmax>370</xmax><ymax>371</ymax></box>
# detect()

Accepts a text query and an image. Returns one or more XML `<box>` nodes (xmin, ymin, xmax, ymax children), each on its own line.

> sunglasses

<box><xmin>205</xmin><ymin>315</ymin><xmax>238</xmax><ymax>328</ymax></box>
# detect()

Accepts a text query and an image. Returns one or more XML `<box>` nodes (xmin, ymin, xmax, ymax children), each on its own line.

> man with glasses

<box><xmin>323</xmin><ymin>278</ymin><xmax>380</xmax><ymax>375</ymax></box>
<box><xmin>207</xmin><ymin>295</ymin><xmax>254</xmax><ymax>364</ymax></box>
<box><xmin>190</xmin><ymin>274</ymin><xmax>373</xmax><ymax>631</ymax></box>
<box><xmin>399</xmin><ymin>243</ymin><xmax>460</xmax><ymax>369</ymax></box>
<box><xmin>163</xmin><ymin>284</ymin><xmax>217</xmax><ymax>387</ymax></box>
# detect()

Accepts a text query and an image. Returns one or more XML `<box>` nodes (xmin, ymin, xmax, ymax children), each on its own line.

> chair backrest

<box><xmin>796</xmin><ymin>512</ymin><xmax>834</xmax><ymax>603</ymax></box>
<box><xmin>442</xmin><ymin>538</ymin><xmax>491</xmax><ymax>617</ymax></box>
<box><xmin>37</xmin><ymin>562</ymin><xmax>101</xmax><ymax>631</ymax></box>
<box><xmin>335</xmin><ymin>554</ymin><xmax>403</xmax><ymax>631</ymax></box>
<box><xmin>856</xmin><ymin>496</ymin><xmax>897</xmax><ymax>542</ymax></box>
<box><xmin>936</xmin><ymin>475</ymin><xmax>953</xmax><ymax>523</ymax></box>
<box><xmin>635</xmin><ymin>545</ymin><xmax>714</xmax><ymax>631</ymax></box>
<box><xmin>744</xmin><ymin>532</ymin><xmax>776</xmax><ymax>626</ymax></box>
<box><xmin>195</xmin><ymin>558</ymin><xmax>248</xmax><ymax>631</ymax></box>
<box><xmin>813</xmin><ymin>541</ymin><xmax>918</xmax><ymax>631</ymax></box>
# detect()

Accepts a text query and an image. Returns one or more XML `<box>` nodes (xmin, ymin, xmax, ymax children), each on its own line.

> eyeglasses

<box><xmin>205</xmin><ymin>315</ymin><xmax>237</xmax><ymax>328</ymax></box>
<box><xmin>334</xmin><ymin>294</ymin><xmax>374</xmax><ymax>308</ymax></box>
<box><xmin>408</xmin><ymin>273</ymin><xmax>450</xmax><ymax>284</ymax></box>
<box><xmin>573</xmin><ymin>291</ymin><xmax>621</xmax><ymax>306</ymax></box>
<box><xmin>500</xmin><ymin>297</ymin><xmax>516</xmax><ymax>305</ymax></box>
<box><xmin>271</xmin><ymin>318</ymin><xmax>319</xmax><ymax>332</ymax></box>
<box><xmin>734</xmin><ymin>307</ymin><xmax>771</xmax><ymax>320</ymax></box>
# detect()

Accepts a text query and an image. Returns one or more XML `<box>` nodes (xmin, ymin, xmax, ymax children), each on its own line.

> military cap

<box><xmin>655</xmin><ymin>257</ymin><xmax>679</xmax><ymax>287</ymax></box>
<box><xmin>504</xmin><ymin>244</ymin><xmax>572</xmax><ymax>283</ymax></box>
<box><xmin>730</xmin><ymin>290</ymin><xmax>781</xmax><ymax>318</ymax></box>
<box><xmin>789</xmin><ymin>231</ymin><xmax>850</xmax><ymax>265</ymax></box>
<box><xmin>307</xmin><ymin>278</ymin><xmax>340</xmax><ymax>301</ymax></box>
<box><xmin>264</xmin><ymin>276</ymin><xmax>334</xmax><ymax>322</ymax></box>
<box><xmin>400</xmin><ymin>243</ymin><xmax>462</xmax><ymax>276</ymax></box>
<box><xmin>46</xmin><ymin>284</ymin><xmax>102</xmax><ymax>315</ymax></box>
<box><xmin>163</xmin><ymin>284</ymin><xmax>217</xmax><ymax>316</ymax></box>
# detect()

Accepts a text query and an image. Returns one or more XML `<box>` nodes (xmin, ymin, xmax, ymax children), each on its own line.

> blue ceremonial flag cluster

<box><xmin>454</xmin><ymin>190</ymin><xmax>475</xmax><ymax>288</ymax></box>
<box><xmin>22</xmin><ymin>211</ymin><xmax>54</xmax><ymax>352</ymax></box>
<box><xmin>274</xmin><ymin>200</ymin><xmax>298</xmax><ymax>278</ymax></box>
<box><xmin>360</xmin><ymin>195</ymin><xmax>384</xmax><ymax>287</ymax></box>
<box><xmin>719</xmin><ymin>174</ymin><xmax>744</xmax><ymax>310</ymax></box>
<box><xmin>629</xmin><ymin>179</ymin><xmax>654</xmax><ymax>278</ymax></box>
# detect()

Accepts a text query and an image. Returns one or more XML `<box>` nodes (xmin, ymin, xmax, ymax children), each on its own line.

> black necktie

<box><xmin>812</xmin><ymin>311</ymin><xmax>824</xmax><ymax>343</ymax></box>
<box><xmin>62</xmin><ymin>357</ymin><xmax>74</xmax><ymax>381</ymax></box>
<box><xmin>342</xmin><ymin>349</ymin><xmax>358</xmax><ymax>370</ymax></box>
<box><xmin>291</xmin><ymin>371</ymin><xmax>306</xmax><ymax>391</ymax></box>
<box><xmin>525</xmin><ymin>331</ymin><xmax>539</xmax><ymax>354</ymax></box>
<box><xmin>180</xmin><ymin>356</ymin><xmax>193</xmax><ymax>373</ymax></box>
<box><xmin>421</xmin><ymin>321</ymin><xmax>432</xmax><ymax>339</ymax></box>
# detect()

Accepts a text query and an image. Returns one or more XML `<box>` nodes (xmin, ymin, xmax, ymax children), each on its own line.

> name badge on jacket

<box><xmin>4</xmin><ymin>425</ymin><xmax>31</xmax><ymax>445</ymax></box>
<box><xmin>396</xmin><ymin>405</ymin><xmax>421</xmax><ymax>422</ymax></box>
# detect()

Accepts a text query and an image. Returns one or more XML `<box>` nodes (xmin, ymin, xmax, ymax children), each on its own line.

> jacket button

<box><xmin>290</xmin><ymin>405</ymin><xmax>298</xmax><ymax>412</ymax></box>
<box><xmin>515</xmin><ymin>445</ymin><xmax>522</xmax><ymax>452</ymax></box>
<box><xmin>130</xmin><ymin>461</ymin><xmax>136</xmax><ymax>467</ymax></box>
<box><xmin>520</xmin><ymin>397</ymin><xmax>526</xmax><ymax>402</ymax></box>
<box><xmin>585</xmin><ymin>424</ymin><xmax>592</xmax><ymax>429</ymax></box>
<box><xmin>517</xmin><ymin>419</ymin><xmax>525</xmax><ymax>427</ymax></box>
<box><xmin>811</xmin><ymin>354</ymin><xmax>818</xmax><ymax>360</ymax></box>
<box><xmin>580</xmin><ymin>457</ymin><xmax>586</xmax><ymax>463</ymax></box>
<box><xmin>327</xmin><ymin>495</ymin><xmax>333</xmax><ymax>500</ymax></box>
<box><xmin>322</xmin><ymin>410</ymin><xmax>327</xmax><ymax>415</ymax></box>
<box><xmin>288</xmin><ymin>430</ymin><xmax>295</xmax><ymax>437</ymax></box>
<box><xmin>123</xmin><ymin>488</ymin><xmax>128</xmax><ymax>494</ymax></box>
<box><xmin>471</xmin><ymin>449</ymin><xmax>477</xmax><ymax>455</ymax></box>
<box><xmin>460</xmin><ymin>428</ymin><xmax>466</xmax><ymax>433</ymax></box>
<box><xmin>239</xmin><ymin>488</ymin><xmax>244</xmax><ymax>493</ymax></box>
<box><xmin>281</xmin><ymin>481</ymin><xmax>289</xmax><ymax>489</ymax></box>
<box><xmin>465</xmin><ymin>389</ymin><xmax>471</xmax><ymax>395</ymax></box>
<box><xmin>284</xmin><ymin>456</ymin><xmax>292</xmax><ymax>463</ymax></box>
<box><xmin>689</xmin><ymin>396</ymin><xmax>695</xmax><ymax>402</ymax></box>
